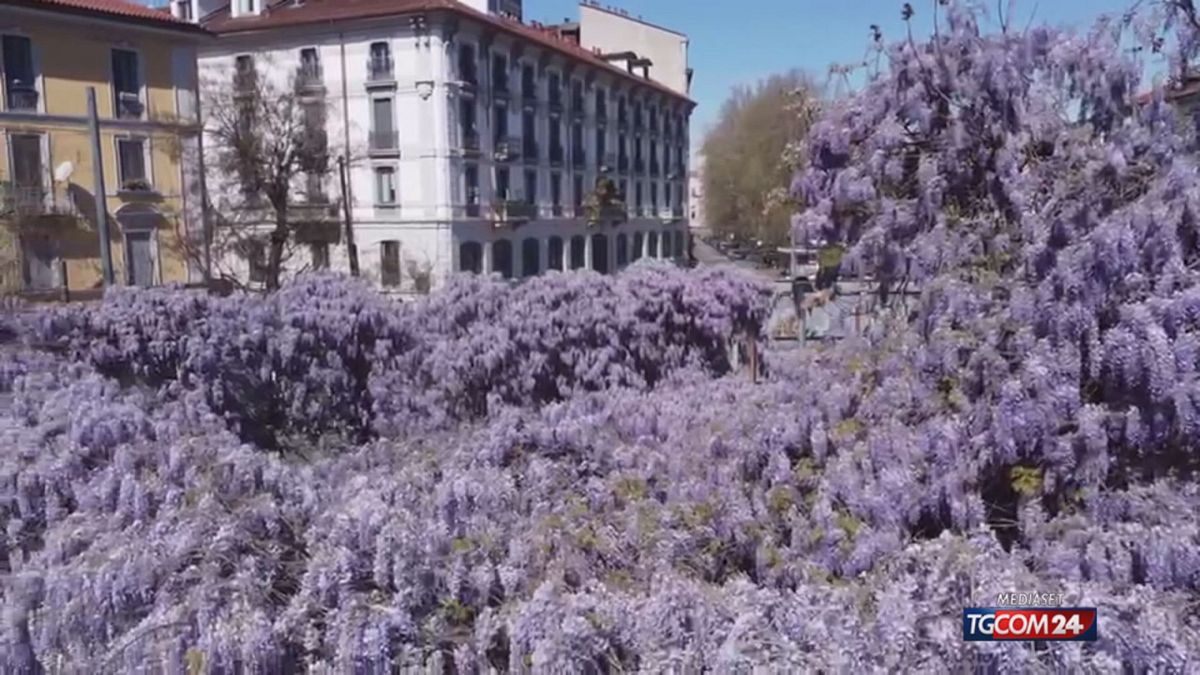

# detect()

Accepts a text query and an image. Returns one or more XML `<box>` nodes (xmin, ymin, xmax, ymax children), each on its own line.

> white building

<box><xmin>174</xmin><ymin>0</ymin><xmax>694</xmax><ymax>293</ymax></box>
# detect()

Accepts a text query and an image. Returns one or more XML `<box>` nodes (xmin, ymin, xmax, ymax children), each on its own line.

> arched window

<box><xmin>459</xmin><ymin>241</ymin><xmax>483</xmax><ymax>273</ymax></box>
<box><xmin>521</xmin><ymin>237</ymin><xmax>540</xmax><ymax>277</ymax></box>
<box><xmin>673</xmin><ymin>230</ymin><xmax>685</xmax><ymax>259</ymax></box>
<box><xmin>632</xmin><ymin>232</ymin><xmax>644</xmax><ymax>261</ymax></box>
<box><xmin>548</xmin><ymin>236</ymin><xmax>564</xmax><ymax>271</ymax></box>
<box><xmin>616</xmin><ymin>233</ymin><xmax>628</xmax><ymax>268</ymax></box>
<box><xmin>590</xmin><ymin>233</ymin><xmax>609</xmax><ymax>273</ymax></box>
<box><xmin>569</xmin><ymin>235</ymin><xmax>586</xmax><ymax>270</ymax></box>
<box><xmin>661</xmin><ymin>231</ymin><xmax>673</xmax><ymax>260</ymax></box>
<box><xmin>648</xmin><ymin>231</ymin><xmax>659</xmax><ymax>258</ymax></box>
<box><xmin>492</xmin><ymin>239</ymin><xmax>514</xmax><ymax>279</ymax></box>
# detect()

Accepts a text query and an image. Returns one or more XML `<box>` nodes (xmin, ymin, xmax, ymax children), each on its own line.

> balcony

<box><xmin>494</xmin><ymin>137</ymin><xmax>518</xmax><ymax>162</ymax></box>
<box><xmin>0</xmin><ymin>184</ymin><xmax>80</xmax><ymax>224</ymax></box>
<box><xmin>460</xmin><ymin>68</ymin><xmax>479</xmax><ymax>93</ymax></box>
<box><xmin>465</xmin><ymin>201</ymin><xmax>481</xmax><ymax>218</ymax></box>
<box><xmin>295</xmin><ymin>64</ymin><xmax>324</xmax><ymax>92</ymax></box>
<box><xmin>116</xmin><ymin>92</ymin><xmax>144</xmax><ymax>119</ymax></box>
<box><xmin>549</xmin><ymin>144</ymin><xmax>565</xmax><ymax>166</ymax></box>
<box><xmin>6</xmin><ymin>85</ymin><xmax>38</xmax><ymax>112</ymax></box>
<box><xmin>492</xmin><ymin>199</ymin><xmax>536</xmax><ymax>224</ymax></box>
<box><xmin>367</xmin><ymin>56</ymin><xmax>395</xmax><ymax>85</ymax></box>
<box><xmin>369</xmin><ymin>130</ymin><xmax>400</xmax><ymax>155</ymax></box>
<box><xmin>551</xmin><ymin>204</ymin><xmax>563</xmax><ymax>217</ymax></box>
<box><xmin>461</xmin><ymin>129</ymin><xmax>480</xmax><ymax>155</ymax></box>
<box><xmin>571</xmin><ymin>149</ymin><xmax>585</xmax><ymax>169</ymax></box>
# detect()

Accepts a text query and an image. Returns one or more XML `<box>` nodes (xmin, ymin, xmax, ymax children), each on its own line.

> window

<box><xmin>492</xmin><ymin>239</ymin><xmax>514</xmax><ymax>279</ymax></box>
<box><xmin>616</xmin><ymin>233</ymin><xmax>628</xmax><ymax>268</ymax></box>
<box><xmin>381</xmin><ymin>241</ymin><xmax>401</xmax><ymax>286</ymax></box>
<box><xmin>493</xmin><ymin>103</ymin><xmax>508</xmax><ymax>145</ymax></box>
<box><xmin>238</xmin><ymin>0</ymin><xmax>258</xmax><ymax>14</ymax></box>
<box><xmin>651</xmin><ymin>182</ymin><xmax>658</xmax><ymax>212</ymax></box>
<box><xmin>496</xmin><ymin>167</ymin><xmax>510</xmax><ymax>200</ymax></box>
<box><xmin>234</xmin><ymin>54</ymin><xmax>256</xmax><ymax>91</ymax></box>
<box><xmin>551</xmin><ymin>172</ymin><xmax>562</xmax><ymax>212</ymax></box>
<box><xmin>569</xmin><ymin>235</ymin><xmax>585</xmax><ymax>270</ymax></box>
<box><xmin>522</xmin><ymin>64</ymin><xmax>536</xmax><ymax>99</ymax></box>
<box><xmin>619</xmin><ymin>179</ymin><xmax>628</xmax><ymax>202</ymax></box>
<box><xmin>298</xmin><ymin>47</ymin><xmax>321</xmax><ymax>85</ymax></box>
<box><xmin>465</xmin><ymin>164</ymin><xmax>480</xmax><ymax>215</ymax></box>
<box><xmin>371</xmin><ymin>97</ymin><xmax>395</xmax><ymax>150</ymax></box>
<box><xmin>524</xmin><ymin>169</ymin><xmax>536</xmax><ymax>205</ymax></box>
<box><xmin>635</xmin><ymin>182</ymin><xmax>643</xmax><ymax>211</ymax></box>
<box><xmin>548</xmin><ymin>236</ymin><xmax>564</xmax><ymax>270</ymax></box>
<box><xmin>369</xmin><ymin>42</ymin><xmax>392</xmax><ymax>80</ymax></box>
<box><xmin>573</xmin><ymin>174</ymin><xmax>583</xmax><ymax>211</ymax></box>
<box><xmin>521</xmin><ymin>237</ymin><xmax>540</xmax><ymax>277</ymax></box>
<box><xmin>375</xmin><ymin>166</ymin><xmax>396</xmax><ymax>205</ymax></box>
<box><xmin>176</xmin><ymin>0</ymin><xmax>193</xmax><ymax>21</ymax></box>
<box><xmin>117</xmin><ymin>137</ymin><xmax>149</xmax><ymax>190</ymax></box>
<box><xmin>310</xmin><ymin>242</ymin><xmax>330</xmax><ymax>270</ymax></box>
<box><xmin>248</xmin><ymin>240</ymin><xmax>267</xmax><ymax>283</ymax></box>
<box><xmin>459</xmin><ymin>44</ymin><xmax>477</xmax><ymax>84</ymax></box>
<box><xmin>460</xmin><ymin>241</ymin><xmax>483</xmax><ymax>273</ymax></box>
<box><xmin>548</xmin><ymin>73</ymin><xmax>561</xmax><ymax>106</ymax></box>
<box><xmin>112</xmin><ymin>48</ymin><xmax>142</xmax><ymax>119</ymax></box>
<box><xmin>595</xmin><ymin>88</ymin><xmax>607</xmax><ymax>120</ymax></box>
<box><xmin>522</xmin><ymin>110</ymin><xmax>536</xmax><ymax>156</ymax></box>
<box><xmin>492</xmin><ymin>53</ymin><xmax>508</xmax><ymax>93</ymax></box>
<box><xmin>2</xmin><ymin>35</ymin><xmax>37</xmax><ymax>111</ymax></box>
<box><xmin>596</xmin><ymin>129</ymin><xmax>606</xmax><ymax>168</ymax></box>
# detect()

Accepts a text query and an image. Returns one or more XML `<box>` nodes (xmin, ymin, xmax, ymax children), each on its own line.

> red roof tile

<box><xmin>203</xmin><ymin>0</ymin><xmax>692</xmax><ymax>105</ymax></box>
<box><xmin>6</xmin><ymin>0</ymin><xmax>210</xmax><ymax>33</ymax></box>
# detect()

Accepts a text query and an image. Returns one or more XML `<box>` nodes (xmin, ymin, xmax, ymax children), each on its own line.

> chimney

<box><xmin>641</xmin><ymin>63</ymin><xmax>650</xmax><ymax>79</ymax></box>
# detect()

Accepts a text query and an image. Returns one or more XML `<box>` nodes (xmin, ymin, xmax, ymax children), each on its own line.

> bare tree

<box><xmin>701</xmin><ymin>70</ymin><xmax>820</xmax><ymax>248</ymax></box>
<box><xmin>202</xmin><ymin>55</ymin><xmax>340</xmax><ymax>291</ymax></box>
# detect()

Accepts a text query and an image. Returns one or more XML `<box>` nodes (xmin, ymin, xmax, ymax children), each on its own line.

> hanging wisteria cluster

<box><xmin>5</xmin><ymin>0</ymin><xmax>1200</xmax><ymax>671</ymax></box>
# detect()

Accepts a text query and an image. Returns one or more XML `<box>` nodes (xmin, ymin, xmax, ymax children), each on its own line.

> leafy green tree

<box><xmin>701</xmin><ymin>70</ymin><xmax>818</xmax><ymax>248</ymax></box>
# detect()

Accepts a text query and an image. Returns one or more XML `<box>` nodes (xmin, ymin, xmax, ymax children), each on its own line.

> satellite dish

<box><xmin>54</xmin><ymin>161</ymin><xmax>74</xmax><ymax>182</ymax></box>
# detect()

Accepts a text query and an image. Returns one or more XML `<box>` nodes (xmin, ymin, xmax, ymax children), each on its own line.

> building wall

<box><xmin>198</xmin><ymin>10</ymin><xmax>692</xmax><ymax>295</ymax></box>
<box><xmin>0</xmin><ymin>7</ymin><xmax>203</xmax><ymax>294</ymax></box>
<box><xmin>578</xmin><ymin>4</ymin><xmax>689</xmax><ymax>96</ymax></box>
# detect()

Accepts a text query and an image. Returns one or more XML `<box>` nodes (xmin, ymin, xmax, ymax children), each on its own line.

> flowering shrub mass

<box><xmin>5</xmin><ymin>1</ymin><xmax>1200</xmax><ymax>671</ymax></box>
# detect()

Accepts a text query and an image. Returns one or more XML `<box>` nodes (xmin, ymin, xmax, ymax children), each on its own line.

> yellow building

<box><xmin>0</xmin><ymin>0</ymin><xmax>211</xmax><ymax>296</ymax></box>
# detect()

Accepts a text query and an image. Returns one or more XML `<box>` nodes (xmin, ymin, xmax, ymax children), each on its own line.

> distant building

<box><xmin>174</xmin><ymin>0</ymin><xmax>695</xmax><ymax>294</ymax></box>
<box><xmin>0</xmin><ymin>0</ymin><xmax>209</xmax><ymax>295</ymax></box>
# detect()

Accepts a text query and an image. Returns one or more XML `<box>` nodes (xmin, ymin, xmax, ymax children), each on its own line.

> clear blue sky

<box><xmin>524</xmin><ymin>0</ymin><xmax>1156</xmax><ymax>143</ymax></box>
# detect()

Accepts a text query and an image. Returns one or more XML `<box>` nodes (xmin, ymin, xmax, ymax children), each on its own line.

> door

<box><xmin>126</xmin><ymin>231</ymin><xmax>155</xmax><ymax>287</ymax></box>
<box><xmin>21</xmin><ymin>236</ymin><xmax>54</xmax><ymax>290</ymax></box>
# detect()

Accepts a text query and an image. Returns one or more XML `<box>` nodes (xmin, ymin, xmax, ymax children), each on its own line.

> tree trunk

<box><xmin>266</xmin><ymin>211</ymin><xmax>288</xmax><ymax>291</ymax></box>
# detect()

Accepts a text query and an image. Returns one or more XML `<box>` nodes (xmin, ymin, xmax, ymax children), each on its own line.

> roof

<box><xmin>202</xmin><ymin>0</ymin><xmax>692</xmax><ymax>105</ymax></box>
<box><xmin>3</xmin><ymin>0</ymin><xmax>211</xmax><ymax>34</ymax></box>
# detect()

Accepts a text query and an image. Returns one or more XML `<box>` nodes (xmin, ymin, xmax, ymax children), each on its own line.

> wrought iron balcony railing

<box><xmin>6</xmin><ymin>85</ymin><xmax>38</xmax><ymax>112</ymax></box>
<box><xmin>0</xmin><ymin>184</ymin><xmax>79</xmax><ymax>220</ymax></box>
<box><xmin>369</xmin><ymin>130</ymin><xmax>399</xmax><ymax>153</ymax></box>
<box><xmin>492</xmin><ymin>199</ymin><xmax>536</xmax><ymax>223</ymax></box>
<box><xmin>296</xmin><ymin>64</ymin><xmax>324</xmax><ymax>90</ymax></box>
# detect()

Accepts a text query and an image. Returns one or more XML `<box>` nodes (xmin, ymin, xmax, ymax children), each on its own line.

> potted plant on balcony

<box><xmin>583</xmin><ymin>176</ymin><xmax>626</xmax><ymax>227</ymax></box>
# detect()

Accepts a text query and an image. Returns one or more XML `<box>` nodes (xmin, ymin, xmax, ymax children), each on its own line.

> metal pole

<box><xmin>339</xmin><ymin>155</ymin><xmax>359</xmax><ymax>276</ymax></box>
<box><xmin>87</xmin><ymin>87</ymin><xmax>115</xmax><ymax>286</ymax></box>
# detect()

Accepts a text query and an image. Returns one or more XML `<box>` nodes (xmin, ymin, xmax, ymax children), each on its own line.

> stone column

<box><xmin>539</xmin><ymin>236</ymin><xmax>550</xmax><ymax>274</ymax></box>
<box><xmin>483</xmin><ymin>240</ymin><xmax>494</xmax><ymax>274</ymax></box>
<box><xmin>583</xmin><ymin>231</ymin><xmax>594</xmax><ymax>271</ymax></box>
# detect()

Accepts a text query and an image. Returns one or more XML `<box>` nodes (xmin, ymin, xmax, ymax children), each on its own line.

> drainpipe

<box><xmin>338</xmin><ymin>32</ymin><xmax>359</xmax><ymax>275</ymax></box>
